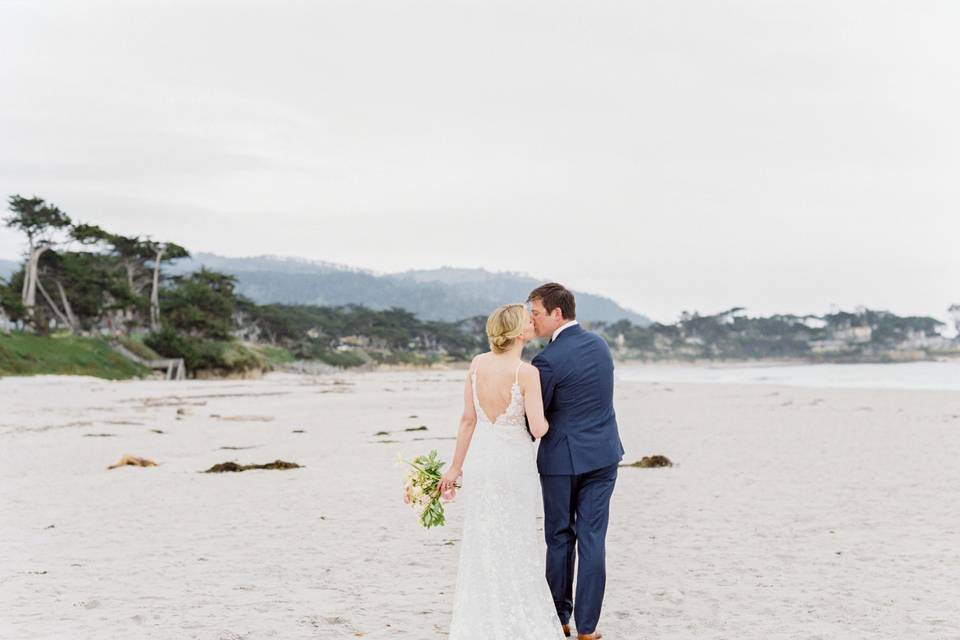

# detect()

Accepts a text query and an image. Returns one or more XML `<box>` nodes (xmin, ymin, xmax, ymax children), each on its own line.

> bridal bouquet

<box><xmin>401</xmin><ymin>449</ymin><xmax>460</xmax><ymax>528</ymax></box>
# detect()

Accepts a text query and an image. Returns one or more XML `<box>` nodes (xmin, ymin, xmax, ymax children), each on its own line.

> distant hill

<box><xmin>393</xmin><ymin>267</ymin><xmax>651</xmax><ymax>324</ymax></box>
<box><xmin>168</xmin><ymin>253</ymin><xmax>650</xmax><ymax>324</ymax></box>
<box><xmin>166</xmin><ymin>253</ymin><xmax>364</xmax><ymax>276</ymax></box>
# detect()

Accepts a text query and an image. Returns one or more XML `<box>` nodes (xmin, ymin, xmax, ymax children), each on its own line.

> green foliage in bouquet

<box><xmin>402</xmin><ymin>449</ymin><xmax>456</xmax><ymax>528</ymax></box>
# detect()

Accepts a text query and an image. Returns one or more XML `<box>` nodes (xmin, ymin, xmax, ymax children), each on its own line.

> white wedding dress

<box><xmin>448</xmin><ymin>362</ymin><xmax>565</xmax><ymax>640</ymax></box>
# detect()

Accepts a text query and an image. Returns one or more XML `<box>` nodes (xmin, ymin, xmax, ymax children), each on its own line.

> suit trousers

<box><xmin>539</xmin><ymin>462</ymin><xmax>618</xmax><ymax>635</ymax></box>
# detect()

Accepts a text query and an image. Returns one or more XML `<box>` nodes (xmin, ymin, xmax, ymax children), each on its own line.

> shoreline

<box><xmin>4</xmin><ymin>354</ymin><xmax>960</xmax><ymax>382</ymax></box>
<box><xmin>369</xmin><ymin>353</ymin><xmax>960</xmax><ymax>372</ymax></box>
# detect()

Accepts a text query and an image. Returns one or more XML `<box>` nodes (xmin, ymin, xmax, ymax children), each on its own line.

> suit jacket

<box><xmin>532</xmin><ymin>324</ymin><xmax>625</xmax><ymax>475</ymax></box>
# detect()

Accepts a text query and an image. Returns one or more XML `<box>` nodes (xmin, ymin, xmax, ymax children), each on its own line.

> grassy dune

<box><xmin>0</xmin><ymin>333</ymin><xmax>150</xmax><ymax>380</ymax></box>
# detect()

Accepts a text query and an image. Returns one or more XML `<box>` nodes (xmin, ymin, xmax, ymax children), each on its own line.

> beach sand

<box><xmin>1</xmin><ymin>370</ymin><xmax>958</xmax><ymax>639</ymax></box>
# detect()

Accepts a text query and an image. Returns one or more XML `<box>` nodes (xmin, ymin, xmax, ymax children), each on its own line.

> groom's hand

<box><xmin>524</xmin><ymin>414</ymin><xmax>534</xmax><ymax>441</ymax></box>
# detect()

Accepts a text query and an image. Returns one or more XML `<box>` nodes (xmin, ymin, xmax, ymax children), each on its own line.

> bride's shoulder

<box><xmin>469</xmin><ymin>351</ymin><xmax>491</xmax><ymax>371</ymax></box>
<box><xmin>517</xmin><ymin>361</ymin><xmax>540</xmax><ymax>382</ymax></box>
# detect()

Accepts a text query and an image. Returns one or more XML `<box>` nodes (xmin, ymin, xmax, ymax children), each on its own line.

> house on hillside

<box><xmin>899</xmin><ymin>329</ymin><xmax>956</xmax><ymax>352</ymax></box>
<box><xmin>831</xmin><ymin>325</ymin><xmax>872</xmax><ymax>343</ymax></box>
<box><xmin>615</xmin><ymin>333</ymin><xmax>626</xmax><ymax>351</ymax></box>
<box><xmin>800</xmin><ymin>316</ymin><xmax>828</xmax><ymax>330</ymax></box>
<box><xmin>339</xmin><ymin>335</ymin><xmax>369</xmax><ymax>347</ymax></box>
<box><xmin>809</xmin><ymin>339</ymin><xmax>851</xmax><ymax>354</ymax></box>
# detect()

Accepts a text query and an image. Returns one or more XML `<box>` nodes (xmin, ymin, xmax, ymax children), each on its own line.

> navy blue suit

<box><xmin>533</xmin><ymin>323</ymin><xmax>624</xmax><ymax>635</ymax></box>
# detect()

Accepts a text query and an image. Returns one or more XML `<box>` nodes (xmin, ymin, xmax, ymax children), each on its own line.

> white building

<box><xmin>831</xmin><ymin>326</ymin><xmax>872</xmax><ymax>343</ymax></box>
<box><xmin>949</xmin><ymin>305</ymin><xmax>960</xmax><ymax>337</ymax></box>
<box><xmin>800</xmin><ymin>316</ymin><xmax>828</xmax><ymax>330</ymax></box>
<box><xmin>900</xmin><ymin>329</ymin><xmax>956</xmax><ymax>352</ymax></box>
<box><xmin>615</xmin><ymin>333</ymin><xmax>626</xmax><ymax>351</ymax></box>
<box><xmin>810</xmin><ymin>339</ymin><xmax>851</xmax><ymax>354</ymax></box>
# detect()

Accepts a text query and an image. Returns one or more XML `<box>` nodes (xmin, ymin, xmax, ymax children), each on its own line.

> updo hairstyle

<box><xmin>485</xmin><ymin>303</ymin><xmax>527</xmax><ymax>354</ymax></box>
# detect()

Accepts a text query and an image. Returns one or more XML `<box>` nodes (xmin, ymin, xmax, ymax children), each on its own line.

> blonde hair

<box><xmin>486</xmin><ymin>303</ymin><xmax>527</xmax><ymax>354</ymax></box>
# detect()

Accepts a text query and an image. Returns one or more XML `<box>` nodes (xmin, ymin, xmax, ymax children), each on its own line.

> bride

<box><xmin>438</xmin><ymin>303</ymin><xmax>566</xmax><ymax>640</ymax></box>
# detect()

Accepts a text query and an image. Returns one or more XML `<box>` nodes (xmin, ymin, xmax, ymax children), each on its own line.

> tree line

<box><xmin>1</xmin><ymin>195</ymin><xmax>188</xmax><ymax>333</ymax></box>
<box><xmin>3</xmin><ymin>195</ymin><xmax>954</xmax><ymax>372</ymax></box>
<box><xmin>0</xmin><ymin>194</ymin><xmax>488</xmax><ymax>373</ymax></box>
<box><xmin>591</xmin><ymin>306</ymin><xmax>956</xmax><ymax>361</ymax></box>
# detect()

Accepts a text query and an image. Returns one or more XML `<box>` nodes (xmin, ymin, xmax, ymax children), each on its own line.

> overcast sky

<box><xmin>2</xmin><ymin>0</ymin><xmax>958</xmax><ymax>323</ymax></box>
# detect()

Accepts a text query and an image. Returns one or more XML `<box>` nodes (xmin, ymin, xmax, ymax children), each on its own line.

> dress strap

<box><xmin>514</xmin><ymin>362</ymin><xmax>522</xmax><ymax>386</ymax></box>
<box><xmin>470</xmin><ymin>360</ymin><xmax>481</xmax><ymax>414</ymax></box>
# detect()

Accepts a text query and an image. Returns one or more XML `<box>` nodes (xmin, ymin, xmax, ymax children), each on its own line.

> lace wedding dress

<box><xmin>448</xmin><ymin>362</ymin><xmax>565</xmax><ymax>640</ymax></box>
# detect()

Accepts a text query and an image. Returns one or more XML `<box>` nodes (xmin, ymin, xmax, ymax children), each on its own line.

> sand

<box><xmin>1</xmin><ymin>369</ymin><xmax>958</xmax><ymax>639</ymax></box>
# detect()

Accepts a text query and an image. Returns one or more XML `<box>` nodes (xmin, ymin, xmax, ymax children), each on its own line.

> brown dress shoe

<box><xmin>562</xmin><ymin>623</ymin><xmax>571</xmax><ymax>637</ymax></box>
<box><xmin>578</xmin><ymin>632</ymin><xmax>603</xmax><ymax>640</ymax></box>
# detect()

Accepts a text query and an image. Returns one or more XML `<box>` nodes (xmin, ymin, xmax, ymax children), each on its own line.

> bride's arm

<box><xmin>438</xmin><ymin>359</ymin><xmax>479</xmax><ymax>494</ymax></box>
<box><xmin>520</xmin><ymin>363</ymin><xmax>549</xmax><ymax>439</ymax></box>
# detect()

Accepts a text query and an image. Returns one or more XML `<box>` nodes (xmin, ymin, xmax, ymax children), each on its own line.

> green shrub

<box><xmin>145</xmin><ymin>328</ymin><xmax>266</xmax><ymax>375</ymax></box>
<box><xmin>312</xmin><ymin>349</ymin><xmax>367</xmax><ymax>368</ymax></box>
<box><xmin>249</xmin><ymin>343</ymin><xmax>295</xmax><ymax>366</ymax></box>
<box><xmin>117</xmin><ymin>335</ymin><xmax>161</xmax><ymax>360</ymax></box>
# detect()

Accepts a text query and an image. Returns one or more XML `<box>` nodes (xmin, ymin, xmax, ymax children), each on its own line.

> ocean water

<box><xmin>617</xmin><ymin>361</ymin><xmax>960</xmax><ymax>391</ymax></box>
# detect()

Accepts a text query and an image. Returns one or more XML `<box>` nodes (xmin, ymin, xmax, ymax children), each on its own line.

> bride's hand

<box><xmin>438</xmin><ymin>467</ymin><xmax>462</xmax><ymax>498</ymax></box>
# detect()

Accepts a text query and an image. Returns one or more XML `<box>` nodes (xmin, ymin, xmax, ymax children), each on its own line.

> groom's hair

<box><xmin>527</xmin><ymin>282</ymin><xmax>576</xmax><ymax>320</ymax></box>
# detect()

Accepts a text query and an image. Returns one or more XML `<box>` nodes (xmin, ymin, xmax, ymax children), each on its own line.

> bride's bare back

<box><xmin>472</xmin><ymin>353</ymin><xmax>523</xmax><ymax>424</ymax></box>
<box><xmin>470</xmin><ymin>352</ymin><xmax>548</xmax><ymax>437</ymax></box>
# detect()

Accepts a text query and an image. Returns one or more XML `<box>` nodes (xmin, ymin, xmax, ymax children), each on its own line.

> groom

<box><xmin>527</xmin><ymin>283</ymin><xmax>625</xmax><ymax>640</ymax></box>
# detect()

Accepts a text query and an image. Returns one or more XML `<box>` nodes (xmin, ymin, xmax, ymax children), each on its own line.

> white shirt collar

<box><xmin>551</xmin><ymin>320</ymin><xmax>579</xmax><ymax>342</ymax></box>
